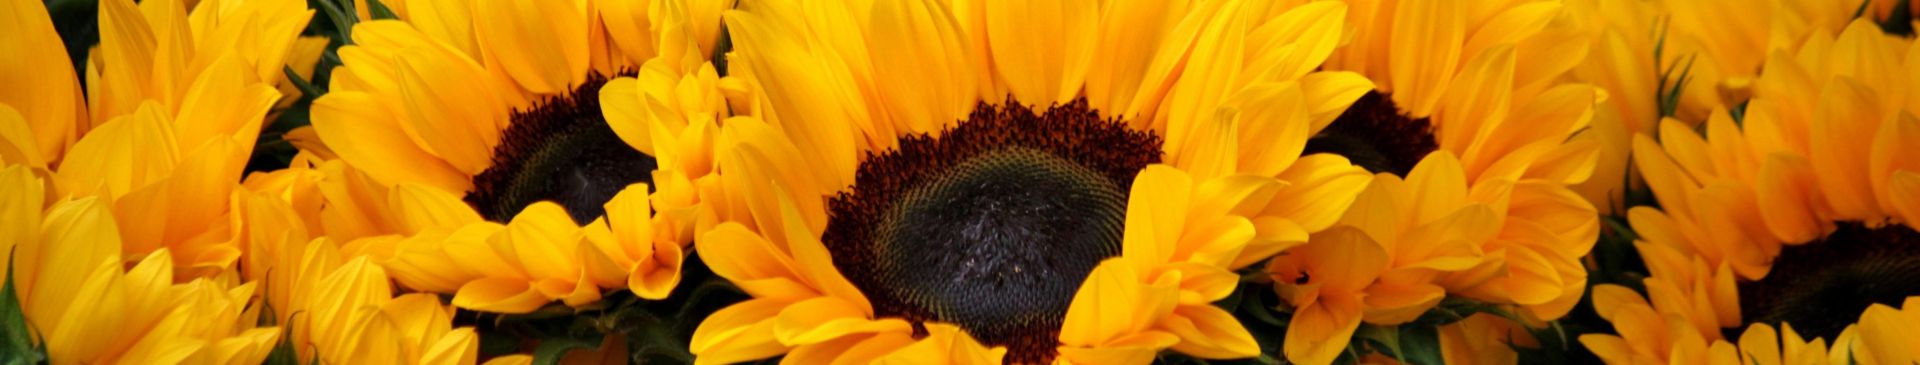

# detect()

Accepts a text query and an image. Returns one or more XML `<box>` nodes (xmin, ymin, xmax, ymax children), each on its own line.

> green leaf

<box><xmin>283</xmin><ymin>66</ymin><xmax>326</xmax><ymax>99</ymax></box>
<box><xmin>315</xmin><ymin>0</ymin><xmax>357</xmax><ymax>41</ymax></box>
<box><xmin>530</xmin><ymin>337</ymin><xmax>600</xmax><ymax>365</ymax></box>
<box><xmin>1</xmin><ymin>250</ymin><xmax>41</xmax><ymax>364</ymax></box>
<box><xmin>365</xmin><ymin>0</ymin><xmax>400</xmax><ymax>20</ymax></box>
<box><xmin>261</xmin><ymin>330</ymin><xmax>301</xmax><ymax>365</ymax></box>
<box><xmin>1396</xmin><ymin>325</ymin><xmax>1445</xmax><ymax>365</ymax></box>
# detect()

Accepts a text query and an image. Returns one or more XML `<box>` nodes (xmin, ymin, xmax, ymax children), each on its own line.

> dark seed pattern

<box><xmin>465</xmin><ymin>73</ymin><xmax>658</xmax><ymax>224</ymax></box>
<box><xmin>1737</xmin><ymin>222</ymin><xmax>1920</xmax><ymax>340</ymax></box>
<box><xmin>823</xmin><ymin>98</ymin><xmax>1162</xmax><ymax>364</ymax></box>
<box><xmin>1302</xmin><ymin>91</ymin><xmax>1439</xmax><ymax>176</ymax></box>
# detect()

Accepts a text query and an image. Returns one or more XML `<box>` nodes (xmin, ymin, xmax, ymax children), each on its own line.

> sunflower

<box><xmin>305</xmin><ymin>0</ymin><xmax>733</xmax><ymax>312</ymax></box>
<box><xmin>691</xmin><ymin>0</ymin><xmax>1376</xmax><ymax>363</ymax></box>
<box><xmin>1581</xmin><ymin>18</ymin><xmax>1920</xmax><ymax>365</ymax></box>
<box><xmin>1553</xmin><ymin>0</ymin><xmax>1863</xmax><ymax>211</ymax></box>
<box><xmin>1284</xmin><ymin>0</ymin><xmax>1603</xmax><ymax>346</ymax></box>
<box><xmin>0</xmin><ymin>0</ymin><xmax>317</xmax><ymax>277</ymax></box>
<box><xmin>1582</xmin><ymin>282</ymin><xmax>1871</xmax><ymax>365</ymax></box>
<box><xmin>1</xmin><ymin>165</ymin><xmax>284</xmax><ymax>364</ymax></box>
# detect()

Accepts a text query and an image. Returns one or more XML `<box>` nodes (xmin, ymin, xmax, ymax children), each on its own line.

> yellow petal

<box><xmin>1891</xmin><ymin>171</ymin><xmax>1920</xmax><ymax>232</ymax></box>
<box><xmin>719</xmin><ymin>13</ymin><xmax>859</xmax><ymax>188</ymax></box>
<box><xmin>1085</xmin><ymin>0</ymin><xmax>1184</xmax><ymax>119</ymax></box>
<box><xmin>1160</xmin><ymin>2</ymin><xmax>1247</xmax><ymax>162</ymax></box>
<box><xmin>502</xmin><ymin>202</ymin><xmax>584</xmax><ymax>280</ymax></box>
<box><xmin>696</xmin><ymin>223</ymin><xmax>811</xmax><ymax>300</ymax></box>
<box><xmin>1809</xmin><ymin>77</ymin><xmax>1884</xmax><ymax>220</ymax></box>
<box><xmin>0</xmin><ymin>0</ymin><xmax>85</xmax><ymax>161</ymax></box>
<box><xmin>420</xmin><ymin>328</ymin><xmax>481</xmax><ymax>365</ymax></box>
<box><xmin>1301</xmin><ymin>226</ymin><xmax>1389</xmax><ymax>292</ymax></box>
<box><xmin>1263</xmin><ymin>154</ymin><xmax>1372</xmax><ymax>232</ymax></box>
<box><xmin>0</xmin><ymin>104</ymin><xmax>45</xmax><ymax>168</ymax></box>
<box><xmin>390</xmin><ymin>183</ymin><xmax>484</xmax><ymax>233</ymax></box>
<box><xmin>1226</xmin><ymin>82</ymin><xmax>1309</xmax><ymax>177</ymax></box>
<box><xmin>1434</xmin><ymin>44</ymin><xmax>1516</xmax><ymax>163</ymax></box>
<box><xmin>0</xmin><ymin>165</ymin><xmax>41</xmax><ymax>281</ymax></box>
<box><xmin>1054</xmin><ymin>331</ymin><xmax>1178</xmax><ymax>365</ymax></box>
<box><xmin>1386</xmin><ymin>0</ymin><xmax>1464</xmax><ymax>117</ymax></box>
<box><xmin>1632</xmin><ymin>134</ymin><xmax>1697</xmax><ymax>215</ymax></box>
<box><xmin>771</xmin><ymin>186</ymin><xmax>873</xmax><ymax>314</ymax></box>
<box><xmin>1870</xmin><ymin>113</ymin><xmax>1920</xmax><ymax>219</ymax></box>
<box><xmin>45</xmin><ymin>260</ymin><xmax>129</xmax><ymax>364</ymax></box>
<box><xmin>598</xmin><ymin>77</ymin><xmax>653</xmax><ymax>155</ymax></box>
<box><xmin>690</xmin><ymin>298</ymin><xmax>792</xmax><ymax>364</ymax></box>
<box><xmin>1361</xmin><ymin>278</ymin><xmax>1445</xmax><ymax>325</ymax></box>
<box><xmin>982</xmin><ymin>0</ymin><xmax>1097</xmax><ymax>106</ymax></box>
<box><xmin>1122</xmin><ymin>165</ymin><xmax>1192</xmax><ymax>268</ymax></box>
<box><xmin>394</xmin><ymin>48</ymin><xmax>506</xmax><ymax>175</ymax></box>
<box><xmin>773</xmin><ymin>296</ymin><xmax>911</xmax><ymax>346</ymax></box>
<box><xmin>56</xmin><ymin>101</ymin><xmax>179</xmax><ymax>198</ymax></box>
<box><xmin>1060</xmin><ymin>258</ymin><xmax>1147</xmax><ymax>348</ymax></box>
<box><xmin>22</xmin><ymin>197</ymin><xmax>124</xmax><ymax>334</ymax></box>
<box><xmin>406</xmin><ymin>0</ymin><xmax>480</xmax><ymax>58</ymax></box>
<box><xmin>451</xmin><ymin>277</ymin><xmax>548</xmax><ymax>314</ymax></box>
<box><xmin>1161</xmin><ymin>304</ymin><xmax>1258</xmax><ymax>359</ymax></box>
<box><xmin>471</xmin><ymin>0</ymin><xmax>588</xmax><ymax>94</ymax></box>
<box><xmin>1404</xmin><ymin>151</ymin><xmax>1470</xmax><ymax>226</ymax></box>
<box><xmin>1283</xmin><ymin>294</ymin><xmax>1363</xmax><ymax>365</ymax></box>
<box><xmin>1298</xmin><ymin>71</ymin><xmax>1374</xmax><ymax>134</ymax></box>
<box><xmin>1458</xmin><ymin>2</ymin><xmax>1560</xmax><ymax>69</ymax></box>
<box><xmin>874</xmin><ymin>323</ymin><xmax>1007</xmax><ymax>365</ymax></box>
<box><xmin>174</xmin><ymin>54</ymin><xmax>281</xmax><ymax>152</ymax></box>
<box><xmin>1256</xmin><ymin>1</ymin><xmax>1348</xmax><ymax>81</ymax></box>
<box><xmin>311</xmin><ymin>91</ymin><xmax>471</xmax><ymax>192</ymax></box>
<box><xmin>868</xmin><ymin>0</ymin><xmax>975</xmax><ymax>134</ymax></box>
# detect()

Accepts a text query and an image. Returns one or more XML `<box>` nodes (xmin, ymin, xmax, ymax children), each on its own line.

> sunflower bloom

<box><xmin>0</xmin><ymin>0</ymin><xmax>317</xmax><ymax>276</ymax></box>
<box><xmin>307</xmin><ymin>0</ymin><xmax>730</xmax><ymax>312</ymax></box>
<box><xmin>1586</xmin><ymin>17</ymin><xmax>1920</xmax><ymax>365</ymax></box>
<box><xmin>693</xmin><ymin>0</ymin><xmax>1374</xmax><ymax>362</ymax></box>
<box><xmin>2</xmin><ymin>166</ymin><xmax>282</xmax><ymax>365</ymax></box>
<box><xmin>1311</xmin><ymin>0</ymin><xmax>1605</xmax><ymax>323</ymax></box>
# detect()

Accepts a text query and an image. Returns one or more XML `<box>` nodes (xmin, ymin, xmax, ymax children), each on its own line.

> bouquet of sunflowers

<box><xmin>2</xmin><ymin>0</ymin><xmax>1918</xmax><ymax>364</ymax></box>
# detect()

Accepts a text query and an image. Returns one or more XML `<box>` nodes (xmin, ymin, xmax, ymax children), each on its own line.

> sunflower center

<box><xmin>1736</xmin><ymin>223</ymin><xmax>1920</xmax><ymax>340</ymax></box>
<box><xmin>1302</xmin><ymin>91</ymin><xmax>1438</xmax><ymax>175</ymax></box>
<box><xmin>465</xmin><ymin>74</ymin><xmax>657</xmax><ymax>224</ymax></box>
<box><xmin>823</xmin><ymin>99</ymin><xmax>1160</xmax><ymax>363</ymax></box>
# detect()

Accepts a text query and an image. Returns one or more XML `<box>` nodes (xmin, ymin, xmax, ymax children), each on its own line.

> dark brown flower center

<box><xmin>465</xmin><ymin>73</ymin><xmax>656</xmax><ymax>224</ymax></box>
<box><xmin>1737</xmin><ymin>222</ymin><xmax>1920</xmax><ymax>340</ymax></box>
<box><xmin>822</xmin><ymin>98</ymin><xmax>1161</xmax><ymax>364</ymax></box>
<box><xmin>1302</xmin><ymin>91</ymin><xmax>1438</xmax><ymax>175</ymax></box>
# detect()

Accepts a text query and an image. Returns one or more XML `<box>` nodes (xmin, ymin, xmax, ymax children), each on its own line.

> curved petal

<box><xmin>1161</xmin><ymin>304</ymin><xmax>1258</xmax><ymax>359</ymax></box>
<box><xmin>451</xmin><ymin>277</ymin><xmax>547</xmax><ymax>313</ymax></box>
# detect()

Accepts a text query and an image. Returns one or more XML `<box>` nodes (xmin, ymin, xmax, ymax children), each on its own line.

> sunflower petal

<box><xmin>690</xmin><ymin>298</ymin><xmax>792</xmax><ymax>364</ymax></box>
<box><xmin>1386</xmin><ymin>0</ymin><xmax>1464</xmax><ymax>117</ymax></box>
<box><xmin>773</xmin><ymin>296</ymin><xmax>911</xmax><ymax>346</ymax></box>
<box><xmin>451</xmin><ymin>277</ymin><xmax>547</xmax><ymax>314</ymax></box>
<box><xmin>1161</xmin><ymin>304</ymin><xmax>1258</xmax><ymax>359</ymax></box>
<box><xmin>312</xmin><ymin>91</ymin><xmax>471</xmax><ymax>192</ymax></box>
<box><xmin>982</xmin><ymin>0</ymin><xmax>1097</xmax><ymax>106</ymax></box>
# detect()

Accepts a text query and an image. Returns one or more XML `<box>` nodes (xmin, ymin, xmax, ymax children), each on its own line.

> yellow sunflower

<box><xmin>230</xmin><ymin>188</ymin><xmax>487</xmax><ymax>364</ymax></box>
<box><xmin>1582</xmin><ymin>283</ymin><xmax>1870</xmax><ymax>365</ymax></box>
<box><xmin>0</xmin><ymin>0</ymin><xmax>317</xmax><ymax>277</ymax></box>
<box><xmin>1284</xmin><ymin>0</ymin><xmax>1604</xmax><ymax>344</ymax></box>
<box><xmin>1555</xmin><ymin>0</ymin><xmax>1862</xmax><ymax>211</ymax></box>
<box><xmin>305</xmin><ymin>0</ymin><xmax>733</xmax><ymax>313</ymax></box>
<box><xmin>1583</xmin><ymin>18</ymin><xmax>1920</xmax><ymax>365</ymax></box>
<box><xmin>692</xmin><ymin>0</ymin><xmax>1377</xmax><ymax>363</ymax></box>
<box><xmin>1</xmin><ymin>165</ymin><xmax>283</xmax><ymax>365</ymax></box>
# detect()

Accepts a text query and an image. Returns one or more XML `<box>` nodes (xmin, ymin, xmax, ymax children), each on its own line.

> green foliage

<box><xmin>530</xmin><ymin>337</ymin><xmax>599</xmax><ymax>365</ymax></box>
<box><xmin>1</xmin><ymin>252</ymin><xmax>43</xmax><ymax>365</ymax></box>
<box><xmin>364</xmin><ymin>0</ymin><xmax>399</xmax><ymax>21</ymax></box>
